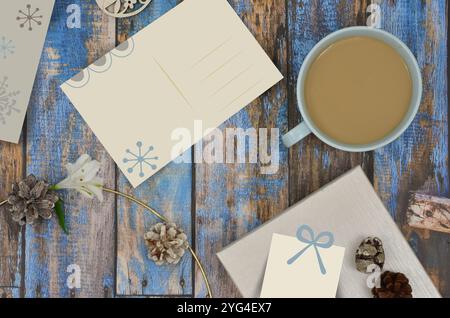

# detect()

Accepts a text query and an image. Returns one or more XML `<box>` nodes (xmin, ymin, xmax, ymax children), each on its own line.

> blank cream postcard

<box><xmin>61</xmin><ymin>0</ymin><xmax>283</xmax><ymax>188</ymax></box>
<box><xmin>260</xmin><ymin>232</ymin><xmax>345</xmax><ymax>298</ymax></box>
<box><xmin>0</xmin><ymin>0</ymin><xmax>55</xmax><ymax>143</ymax></box>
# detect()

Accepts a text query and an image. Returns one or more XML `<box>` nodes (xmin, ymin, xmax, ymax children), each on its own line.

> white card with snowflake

<box><xmin>61</xmin><ymin>0</ymin><xmax>283</xmax><ymax>188</ymax></box>
<box><xmin>0</xmin><ymin>0</ymin><xmax>55</xmax><ymax>143</ymax></box>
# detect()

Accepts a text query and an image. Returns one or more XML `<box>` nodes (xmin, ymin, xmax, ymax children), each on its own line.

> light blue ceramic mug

<box><xmin>282</xmin><ymin>26</ymin><xmax>422</xmax><ymax>152</ymax></box>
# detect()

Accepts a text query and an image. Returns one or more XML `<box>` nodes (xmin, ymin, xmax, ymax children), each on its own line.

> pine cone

<box><xmin>372</xmin><ymin>271</ymin><xmax>413</xmax><ymax>298</ymax></box>
<box><xmin>6</xmin><ymin>175</ymin><xmax>59</xmax><ymax>225</ymax></box>
<box><xmin>144</xmin><ymin>222</ymin><xmax>189</xmax><ymax>266</ymax></box>
<box><xmin>355</xmin><ymin>237</ymin><xmax>385</xmax><ymax>273</ymax></box>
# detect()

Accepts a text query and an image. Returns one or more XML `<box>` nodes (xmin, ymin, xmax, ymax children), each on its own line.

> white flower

<box><xmin>55</xmin><ymin>154</ymin><xmax>104</xmax><ymax>202</ymax></box>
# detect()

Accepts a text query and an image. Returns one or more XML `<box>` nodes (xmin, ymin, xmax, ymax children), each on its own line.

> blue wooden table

<box><xmin>0</xmin><ymin>0</ymin><xmax>448</xmax><ymax>298</ymax></box>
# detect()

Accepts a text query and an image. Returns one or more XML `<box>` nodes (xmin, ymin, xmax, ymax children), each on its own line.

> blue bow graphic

<box><xmin>287</xmin><ymin>225</ymin><xmax>334</xmax><ymax>275</ymax></box>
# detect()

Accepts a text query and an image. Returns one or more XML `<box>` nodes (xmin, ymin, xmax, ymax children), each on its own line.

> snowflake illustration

<box><xmin>0</xmin><ymin>36</ymin><xmax>15</xmax><ymax>59</ymax></box>
<box><xmin>0</xmin><ymin>77</ymin><xmax>21</xmax><ymax>125</ymax></box>
<box><xmin>123</xmin><ymin>141</ymin><xmax>159</xmax><ymax>177</ymax></box>
<box><xmin>17</xmin><ymin>4</ymin><xmax>43</xmax><ymax>31</ymax></box>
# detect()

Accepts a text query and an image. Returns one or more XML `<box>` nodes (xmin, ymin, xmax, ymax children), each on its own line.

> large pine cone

<box><xmin>6</xmin><ymin>175</ymin><xmax>59</xmax><ymax>225</ymax></box>
<box><xmin>372</xmin><ymin>271</ymin><xmax>413</xmax><ymax>298</ymax></box>
<box><xmin>144</xmin><ymin>223</ymin><xmax>189</xmax><ymax>266</ymax></box>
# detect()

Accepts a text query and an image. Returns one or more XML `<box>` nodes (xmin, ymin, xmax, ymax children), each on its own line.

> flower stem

<box><xmin>102</xmin><ymin>187</ymin><xmax>213</xmax><ymax>298</ymax></box>
<box><xmin>0</xmin><ymin>200</ymin><xmax>7</xmax><ymax>207</ymax></box>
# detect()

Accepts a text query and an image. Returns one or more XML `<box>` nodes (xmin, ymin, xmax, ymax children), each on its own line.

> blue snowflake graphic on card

<box><xmin>123</xmin><ymin>141</ymin><xmax>159</xmax><ymax>177</ymax></box>
<box><xmin>0</xmin><ymin>36</ymin><xmax>15</xmax><ymax>59</ymax></box>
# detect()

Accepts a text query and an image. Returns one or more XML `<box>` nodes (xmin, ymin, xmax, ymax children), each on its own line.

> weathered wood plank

<box><xmin>24</xmin><ymin>0</ymin><xmax>116</xmax><ymax>297</ymax></box>
<box><xmin>195</xmin><ymin>0</ymin><xmax>289</xmax><ymax>297</ymax></box>
<box><xmin>0</xmin><ymin>140</ymin><xmax>24</xmax><ymax>295</ymax></box>
<box><xmin>374</xmin><ymin>0</ymin><xmax>449</xmax><ymax>296</ymax></box>
<box><xmin>115</xmin><ymin>0</ymin><xmax>193</xmax><ymax>296</ymax></box>
<box><xmin>408</xmin><ymin>193</ymin><xmax>450</xmax><ymax>234</ymax></box>
<box><xmin>287</xmin><ymin>0</ymin><xmax>373</xmax><ymax>206</ymax></box>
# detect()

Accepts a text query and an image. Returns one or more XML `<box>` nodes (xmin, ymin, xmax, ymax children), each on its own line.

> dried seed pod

<box><xmin>355</xmin><ymin>237</ymin><xmax>385</xmax><ymax>273</ymax></box>
<box><xmin>372</xmin><ymin>271</ymin><xmax>413</xmax><ymax>298</ymax></box>
<box><xmin>144</xmin><ymin>222</ymin><xmax>189</xmax><ymax>266</ymax></box>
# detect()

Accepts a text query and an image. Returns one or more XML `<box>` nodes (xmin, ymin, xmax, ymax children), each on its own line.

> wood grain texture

<box><xmin>195</xmin><ymin>0</ymin><xmax>289</xmax><ymax>297</ymax></box>
<box><xmin>0</xmin><ymin>139</ymin><xmax>24</xmax><ymax>295</ymax></box>
<box><xmin>374</xmin><ymin>0</ymin><xmax>449</xmax><ymax>296</ymax></box>
<box><xmin>115</xmin><ymin>0</ymin><xmax>193</xmax><ymax>296</ymax></box>
<box><xmin>24</xmin><ymin>0</ymin><xmax>117</xmax><ymax>297</ymax></box>
<box><xmin>287</xmin><ymin>0</ymin><xmax>373</xmax><ymax>206</ymax></box>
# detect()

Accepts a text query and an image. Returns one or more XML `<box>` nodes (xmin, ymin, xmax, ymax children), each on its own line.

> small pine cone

<box><xmin>144</xmin><ymin>222</ymin><xmax>189</xmax><ymax>266</ymax></box>
<box><xmin>372</xmin><ymin>271</ymin><xmax>413</xmax><ymax>298</ymax></box>
<box><xmin>6</xmin><ymin>175</ymin><xmax>59</xmax><ymax>225</ymax></box>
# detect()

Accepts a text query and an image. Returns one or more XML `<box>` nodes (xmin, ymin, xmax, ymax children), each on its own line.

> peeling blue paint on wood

<box><xmin>116</xmin><ymin>161</ymin><xmax>193</xmax><ymax>296</ymax></box>
<box><xmin>115</xmin><ymin>0</ymin><xmax>192</xmax><ymax>296</ymax></box>
<box><xmin>24</xmin><ymin>0</ymin><xmax>116</xmax><ymax>297</ymax></box>
<box><xmin>374</xmin><ymin>0</ymin><xmax>448</xmax><ymax>294</ymax></box>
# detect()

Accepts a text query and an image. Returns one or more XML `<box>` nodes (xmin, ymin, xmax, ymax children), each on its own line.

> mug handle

<box><xmin>282</xmin><ymin>122</ymin><xmax>312</xmax><ymax>148</ymax></box>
